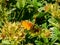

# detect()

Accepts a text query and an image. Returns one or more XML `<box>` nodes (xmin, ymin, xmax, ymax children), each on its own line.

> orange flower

<box><xmin>21</xmin><ymin>20</ymin><xmax>33</xmax><ymax>30</ymax></box>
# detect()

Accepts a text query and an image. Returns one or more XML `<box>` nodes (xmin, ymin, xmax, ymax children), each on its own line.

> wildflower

<box><xmin>44</xmin><ymin>4</ymin><xmax>53</xmax><ymax>12</ymax></box>
<box><xmin>0</xmin><ymin>33</ymin><xmax>2</xmax><ymax>39</ymax></box>
<box><xmin>41</xmin><ymin>29</ymin><xmax>51</xmax><ymax>38</ymax></box>
<box><xmin>1</xmin><ymin>33</ymin><xmax>6</xmax><ymax>39</ymax></box>
<box><xmin>0</xmin><ymin>22</ymin><xmax>26</xmax><ymax>45</ymax></box>
<box><xmin>56</xmin><ymin>0</ymin><xmax>60</xmax><ymax>2</ymax></box>
<box><xmin>21</xmin><ymin>20</ymin><xmax>33</xmax><ymax>30</ymax></box>
<box><xmin>44</xmin><ymin>30</ymin><xmax>51</xmax><ymax>37</ymax></box>
<box><xmin>51</xmin><ymin>10</ymin><xmax>60</xmax><ymax>19</ymax></box>
<box><xmin>44</xmin><ymin>4</ymin><xmax>50</xmax><ymax>12</ymax></box>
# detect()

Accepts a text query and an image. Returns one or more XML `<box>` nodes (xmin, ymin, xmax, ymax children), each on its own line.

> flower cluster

<box><xmin>0</xmin><ymin>22</ymin><xmax>26</xmax><ymax>44</ymax></box>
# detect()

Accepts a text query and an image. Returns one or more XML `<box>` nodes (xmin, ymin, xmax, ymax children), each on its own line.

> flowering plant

<box><xmin>0</xmin><ymin>0</ymin><xmax>60</xmax><ymax>45</ymax></box>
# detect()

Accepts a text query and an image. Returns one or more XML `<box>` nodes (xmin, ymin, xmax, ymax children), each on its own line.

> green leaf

<box><xmin>43</xmin><ymin>38</ymin><xmax>49</xmax><ymax>44</ymax></box>
<box><xmin>37</xmin><ymin>12</ymin><xmax>45</xmax><ymax>18</ymax></box>
<box><xmin>35</xmin><ymin>40</ymin><xmax>43</xmax><ymax>45</ymax></box>
<box><xmin>48</xmin><ymin>18</ymin><xmax>59</xmax><ymax>28</ymax></box>
<box><xmin>42</xmin><ymin>23</ymin><xmax>47</xmax><ymax>29</ymax></box>
<box><xmin>16</xmin><ymin>0</ymin><xmax>26</xmax><ymax>9</ymax></box>
<box><xmin>50</xmin><ymin>27</ymin><xmax>59</xmax><ymax>45</ymax></box>
<box><xmin>2</xmin><ymin>40</ymin><xmax>10</xmax><ymax>45</ymax></box>
<box><xmin>32</xmin><ymin>0</ymin><xmax>38</xmax><ymax>8</ymax></box>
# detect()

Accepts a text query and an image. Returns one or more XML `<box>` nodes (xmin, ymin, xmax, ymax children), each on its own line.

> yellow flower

<box><xmin>44</xmin><ymin>5</ymin><xmax>50</xmax><ymax>12</ymax></box>
<box><xmin>41</xmin><ymin>29</ymin><xmax>51</xmax><ymax>38</ymax></box>
<box><xmin>44</xmin><ymin>4</ymin><xmax>53</xmax><ymax>12</ymax></box>
<box><xmin>0</xmin><ymin>33</ymin><xmax>2</xmax><ymax>39</ymax></box>
<box><xmin>52</xmin><ymin>10</ymin><xmax>60</xmax><ymax>19</ymax></box>
<box><xmin>21</xmin><ymin>20</ymin><xmax>33</xmax><ymax>30</ymax></box>
<box><xmin>56</xmin><ymin>0</ymin><xmax>60</xmax><ymax>2</ymax></box>
<box><xmin>44</xmin><ymin>30</ymin><xmax>51</xmax><ymax>37</ymax></box>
